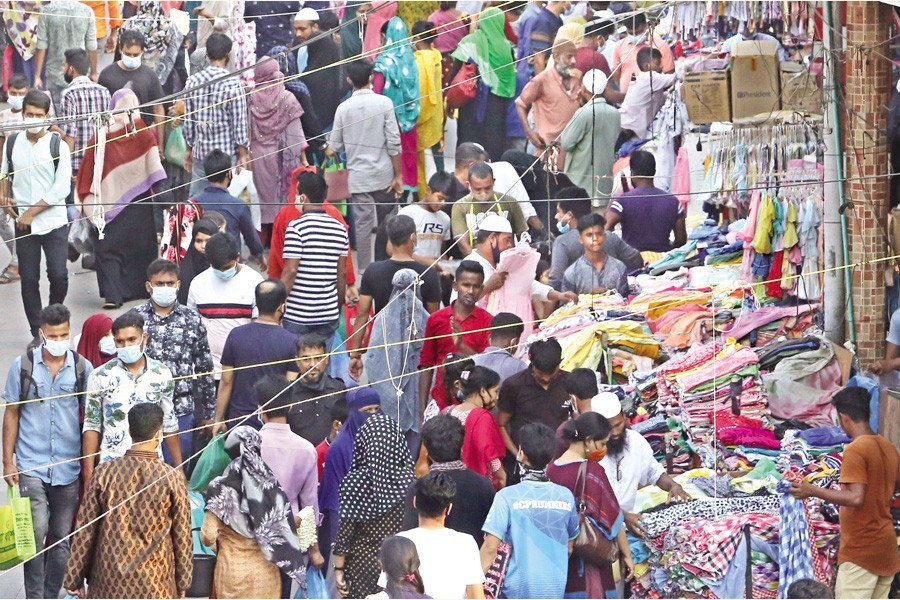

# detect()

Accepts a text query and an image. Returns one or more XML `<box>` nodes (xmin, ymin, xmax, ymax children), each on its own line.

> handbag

<box><xmin>572</xmin><ymin>462</ymin><xmax>619</xmax><ymax>567</ymax></box>
<box><xmin>0</xmin><ymin>486</ymin><xmax>36</xmax><ymax>570</ymax></box>
<box><xmin>164</xmin><ymin>125</ymin><xmax>188</xmax><ymax>168</ymax></box>
<box><xmin>322</xmin><ymin>157</ymin><xmax>350</xmax><ymax>204</ymax></box>
<box><xmin>446</xmin><ymin>59</ymin><xmax>478</xmax><ymax>110</ymax></box>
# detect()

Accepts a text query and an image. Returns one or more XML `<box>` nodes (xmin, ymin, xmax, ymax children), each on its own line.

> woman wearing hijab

<box><xmin>176</xmin><ymin>217</ymin><xmax>218</xmax><ymax>305</ymax></box>
<box><xmin>373</xmin><ymin>17</ymin><xmax>420</xmax><ymax>195</ymax></box>
<box><xmin>366</xmin><ymin>269</ymin><xmax>428</xmax><ymax>455</ymax></box>
<box><xmin>77</xmin><ymin>88</ymin><xmax>166</xmax><ymax>309</ymax></box>
<box><xmin>340</xmin><ymin>1</ymin><xmax>368</xmax><ymax>60</ymax></box>
<box><xmin>202</xmin><ymin>426</ymin><xmax>306</xmax><ymax>598</ymax></box>
<box><xmin>266</xmin><ymin>46</ymin><xmax>325</xmax><ymax>161</ymax></box>
<box><xmin>76</xmin><ymin>314</ymin><xmax>115</xmax><ymax>369</ymax></box>
<box><xmin>249</xmin><ymin>57</ymin><xmax>307</xmax><ymax>242</ymax></box>
<box><xmin>318</xmin><ymin>387</ymin><xmax>382</xmax><ymax>576</ymax></box>
<box><xmin>363</xmin><ymin>1</ymin><xmax>398</xmax><ymax>56</ymax></box>
<box><xmin>450</xmin><ymin>6</ymin><xmax>516</xmax><ymax>165</ymax></box>
<box><xmin>334</xmin><ymin>411</ymin><xmax>414</xmax><ymax>598</ymax></box>
<box><xmin>121</xmin><ymin>0</ymin><xmax>184</xmax><ymax>86</ymax></box>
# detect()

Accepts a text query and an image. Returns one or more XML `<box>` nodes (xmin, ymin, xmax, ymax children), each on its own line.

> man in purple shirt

<box><xmin>605</xmin><ymin>150</ymin><xmax>687</xmax><ymax>253</ymax></box>
<box><xmin>256</xmin><ymin>375</ymin><xmax>325</xmax><ymax>576</ymax></box>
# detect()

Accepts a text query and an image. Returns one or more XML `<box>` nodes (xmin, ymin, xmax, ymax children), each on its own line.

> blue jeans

<box><xmin>18</xmin><ymin>476</ymin><xmax>79</xmax><ymax>599</ymax></box>
<box><xmin>163</xmin><ymin>413</ymin><xmax>195</xmax><ymax>475</ymax></box>
<box><xmin>283</xmin><ymin>319</ymin><xmax>338</xmax><ymax>340</ymax></box>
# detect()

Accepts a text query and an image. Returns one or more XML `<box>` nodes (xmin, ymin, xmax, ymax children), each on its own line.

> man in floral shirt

<box><xmin>131</xmin><ymin>260</ymin><xmax>216</xmax><ymax>464</ymax></box>
<box><xmin>82</xmin><ymin>312</ymin><xmax>181</xmax><ymax>481</ymax></box>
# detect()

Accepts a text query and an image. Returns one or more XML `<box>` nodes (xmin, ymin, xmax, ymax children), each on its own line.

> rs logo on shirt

<box><xmin>422</xmin><ymin>222</ymin><xmax>446</xmax><ymax>235</ymax></box>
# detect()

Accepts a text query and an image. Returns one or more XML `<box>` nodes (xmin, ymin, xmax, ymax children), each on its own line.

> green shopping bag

<box><xmin>0</xmin><ymin>486</ymin><xmax>36</xmax><ymax>570</ymax></box>
<box><xmin>189</xmin><ymin>434</ymin><xmax>231</xmax><ymax>494</ymax></box>
<box><xmin>323</xmin><ymin>157</ymin><xmax>349</xmax><ymax>216</ymax></box>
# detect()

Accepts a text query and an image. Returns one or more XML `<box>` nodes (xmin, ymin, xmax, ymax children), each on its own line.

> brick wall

<box><xmin>843</xmin><ymin>1</ymin><xmax>892</xmax><ymax>365</ymax></box>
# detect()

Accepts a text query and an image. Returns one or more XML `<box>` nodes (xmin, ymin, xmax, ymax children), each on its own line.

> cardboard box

<box><xmin>683</xmin><ymin>69</ymin><xmax>731</xmax><ymax>124</ymax></box>
<box><xmin>780</xmin><ymin>62</ymin><xmax>823</xmax><ymax>114</ymax></box>
<box><xmin>730</xmin><ymin>40</ymin><xmax>781</xmax><ymax>119</ymax></box>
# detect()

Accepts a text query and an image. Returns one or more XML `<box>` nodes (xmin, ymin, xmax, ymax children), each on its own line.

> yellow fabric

<box><xmin>751</xmin><ymin>193</ymin><xmax>775</xmax><ymax>254</ymax></box>
<box><xmin>782</xmin><ymin>200</ymin><xmax>799</xmax><ymax>249</ymax></box>
<box><xmin>415</xmin><ymin>47</ymin><xmax>444</xmax><ymax>193</ymax></box>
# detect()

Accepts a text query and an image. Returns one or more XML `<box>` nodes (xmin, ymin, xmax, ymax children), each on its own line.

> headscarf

<box><xmin>124</xmin><ymin>1</ymin><xmax>175</xmax><ymax>54</ymax></box>
<box><xmin>177</xmin><ymin>217</ymin><xmax>218</xmax><ymax>305</ymax></box>
<box><xmin>76</xmin><ymin>88</ymin><xmax>166</xmax><ymax>235</ymax></box>
<box><xmin>266</xmin><ymin>45</ymin><xmax>312</xmax><ymax>99</ymax></box>
<box><xmin>318</xmin><ymin>387</ymin><xmax>382</xmax><ymax>513</ymax></box>
<box><xmin>374</xmin><ymin>17</ymin><xmax>420</xmax><ymax>133</ymax></box>
<box><xmin>250</xmin><ymin>57</ymin><xmax>303</xmax><ymax>145</ymax></box>
<box><xmin>3</xmin><ymin>1</ymin><xmax>43</xmax><ymax>61</ymax></box>
<box><xmin>339</xmin><ymin>412</ymin><xmax>414</xmax><ymax>522</ymax></box>
<box><xmin>76</xmin><ymin>314</ymin><xmax>114</xmax><ymax>368</ymax></box>
<box><xmin>368</xmin><ymin>270</ymin><xmax>428</xmax><ymax>431</ymax></box>
<box><xmin>451</xmin><ymin>7</ymin><xmax>516</xmax><ymax>98</ymax></box>
<box><xmin>363</xmin><ymin>1</ymin><xmax>398</xmax><ymax>56</ymax></box>
<box><xmin>340</xmin><ymin>1</ymin><xmax>367</xmax><ymax>59</ymax></box>
<box><xmin>205</xmin><ymin>426</ymin><xmax>306</xmax><ymax>581</ymax></box>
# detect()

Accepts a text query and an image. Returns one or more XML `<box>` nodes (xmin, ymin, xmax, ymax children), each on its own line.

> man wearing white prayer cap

<box><xmin>560</xmin><ymin>68</ymin><xmax>621</xmax><ymax>199</ymax></box>
<box><xmin>590</xmin><ymin>391</ymin><xmax>690</xmax><ymax>537</ymax></box>
<box><xmin>291</xmin><ymin>3</ymin><xmax>342</xmax><ymax>129</ymax></box>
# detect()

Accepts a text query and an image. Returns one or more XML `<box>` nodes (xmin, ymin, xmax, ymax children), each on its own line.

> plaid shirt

<box><xmin>182</xmin><ymin>66</ymin><xmax>249</xmax><ymax>164</ymax></box>
<box><xmin>131</xmin><ymin>302</ymin><xmax>217</xmax><ymax>420</ymax></box>
<box><xmin>60</xmin><ymin>76</ymin><xmax>110</xmax><ymax>172</ymax></box>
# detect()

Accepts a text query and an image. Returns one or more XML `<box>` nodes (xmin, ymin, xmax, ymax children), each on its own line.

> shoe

<box><xmin>102</xmin><ymin>300</ymin><xmax>123</xmax><ymax>310</ymax></box>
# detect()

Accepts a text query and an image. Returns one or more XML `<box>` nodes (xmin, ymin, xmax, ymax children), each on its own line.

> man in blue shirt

<box><xmin>193</xmin><ymin>149</ymin><xmax>267</xmax><ymax>272</ymax></box>
<box><xmin>480</xmin><ymin>422</ymin><xmax>578</xmax><ymax>599</ymax></box>
<box><xmin>2</xmin><ymin>304</ymin><xmax>94</xmax><ymax>600</ymax></box>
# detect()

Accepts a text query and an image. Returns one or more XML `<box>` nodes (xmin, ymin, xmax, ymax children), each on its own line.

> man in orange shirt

<box><xmin>610</xmin><ymin>11</ymin><xmax>674</xmax><ymax>93</ymax></box>
<box><xmin>81</xmin><ymin>1</ymin><xmax>122</xmax><ymax>53</ymax></box>
<box><xmin>790</xmin><ymin>387</ymin><xmax>900</xmax><ymax>599</ymax></box>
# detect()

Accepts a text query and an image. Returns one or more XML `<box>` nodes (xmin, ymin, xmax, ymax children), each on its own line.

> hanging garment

<box><xmin>776</xmin><ymin>477</ymin><xmax>815</xmax><ymax>598</ymax></box>
<box><xmin>488</xmin><ymin>245</ymin><xmax>541</xmax><ymax>338</ymax></box>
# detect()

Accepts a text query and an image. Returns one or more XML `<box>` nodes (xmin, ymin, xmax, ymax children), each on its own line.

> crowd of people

<box><xmin>0</xmin><ymin>1</ymin><xmax>897</xmax><ymax>600</ymax></box>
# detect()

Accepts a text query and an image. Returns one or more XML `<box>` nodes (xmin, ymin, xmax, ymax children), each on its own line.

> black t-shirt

<box><xmin>401</xmin><ymin>467</ymin><xmax>495</xmax><ymax>545</ymax></box>
<box><xmin>98</xmin><ymin>63</ymin><xmax>165</xmax><ymax>106</ymax></box>
<box><xmin>286</xmin><ymin>376</ymin><xmax>347</xmax><ymax>446</ymax></box>
<box><xmin>359</xmin><ymin>259</ymin><xmax>442</xmax><ymax>314</ymax></box>
<box><xmin>497</xmin><ymin>368</ymin><xmax>572</xmax><ymax>445</ymax></box>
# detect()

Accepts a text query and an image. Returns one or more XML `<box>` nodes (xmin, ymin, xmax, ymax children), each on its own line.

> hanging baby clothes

<box><xmin>487</xmin><ymin>245</ymin><xmax>541</xmax><ymax>339</ymax></box>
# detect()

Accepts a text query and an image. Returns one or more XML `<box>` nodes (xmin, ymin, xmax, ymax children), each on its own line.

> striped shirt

<box><xmin>60</xmin><ymin>76</ymin><xmax>110</xmax><ymax>172</ymax></box>
<box><xmin>282</xmin><ymin>210</ymin><xmax>349</xmax><ymax>325</ymax></box>
<box><xmin>182</xmin><ymin>65</ymin><xmax>249</xmax><ymax>163</ymax></box>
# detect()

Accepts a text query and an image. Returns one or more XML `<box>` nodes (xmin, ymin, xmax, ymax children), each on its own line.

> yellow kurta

<box><xmin>200</xmin><ymin>512</ymin><xmax>283</xmax><ymax>599</ymax></box>
<box><xmin>415</xmin><ymin>47</ymin><xmax>445</xmax><ymax>192</ymax></box>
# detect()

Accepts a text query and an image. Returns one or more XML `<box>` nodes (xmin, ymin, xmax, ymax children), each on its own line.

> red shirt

<box><xmin>268</xmin><ymin>202</ymin><xmax>356</xmax><ymax>285</ymax></box>
<box><xmin>418</xmin><ymin>303</ymin><xmax>492</xmax><ymax>409</ymax></box>
<box><xmin>315</xmin><ymin>438</ymin><xmax>329</xmax><ymax>480</ymax></box>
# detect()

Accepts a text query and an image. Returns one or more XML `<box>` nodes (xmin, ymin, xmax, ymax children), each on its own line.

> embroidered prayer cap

<box><xmin>591</xmin><ymin>392</ymin><xmax>622</xmax><ymax>419</ymax></box>
<box><xmin>294</xmin><ymin>7</ymin><xmax>319</xmax><ymax>22</ymax></box>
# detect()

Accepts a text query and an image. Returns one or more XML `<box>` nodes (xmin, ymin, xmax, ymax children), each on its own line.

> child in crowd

<box><xmin>368</xmin><ymin>536</ymin><xmax>429</xmax><ymax>600</ymax></box>
<box><xmin>562</xmin><ymin>213</ymin><xmax>629</xmax><ymax>297</ymax></box>
<box><xmin>315</xmin><ymin>399</ymin><xmax>349</xmax><ymax>479</ymax></box>
<box><xmin>398</xmin><ymin>171</ymin><xmax>454</xmax><ymax>266</ymax></box>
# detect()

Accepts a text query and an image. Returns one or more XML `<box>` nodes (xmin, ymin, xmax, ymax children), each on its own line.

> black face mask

<box><xmin>64</xmin><ymin>71</ymin><xmax>73</xmax><ymax>84</ymax></box>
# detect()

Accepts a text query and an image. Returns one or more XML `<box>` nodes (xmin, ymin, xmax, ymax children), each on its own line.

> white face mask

<box><xmin>117</xmin><ymin>343</ymin><xmax>143</xmax><ymax>364</ymax></box>
<box><xmin>23</xmin><ymin>117</ymin><xmax>47</xmax><ymax>135</ymax></box>
<box><xmin>99</xmin><ymin>335</ymin><xmax>116</xmax><ymax>356</ymax></box>
<box><xmin>7</xmin><ymin>95</ymin><xmax>23</xmax><ymax>111</ymax></box>
<box><xmin>41</xmin><ymin>334</ymin><xmax>70</xmax><ymax>358</ymax></box>
<box><xmin>121</xmin><ymin>53</ymin><xmax>143</xmax><ymax>70</ymax></box>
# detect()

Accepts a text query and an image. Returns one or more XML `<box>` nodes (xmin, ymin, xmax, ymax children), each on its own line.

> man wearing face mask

<box><xmin>188</xmin><ymin>232</ymin><xmax>264</xmax><ymax>394</ymax></box>
<box><xmin>286</xmin><ymin>333</ymin><xmax>347</xmax><ymax>445</ymax></box>
<box><xmin>515</xmin><ymin>40</ymin><xmax>584</xmax><ymax>170</ymax></box>
<box><xmin>82</xmin><ymin>312</ymin><xmax>182</xmax><ymax>480</ymax></box>
<box><xmin>131</xmin><ymin>260</ymin><xmax>216</xmax><ymax>468</ymax></box>
<box><xmin>1</xmin><ymin>90</ymin><xmax>72</xmax><ymax>344</ymax></box>
<box><xmin>450</xmin><ymin>162</ymin><xmax>528</xmax><ymax>256</ymax></box>
<box><xmin>193</xmin><ymin>150</ymin><xmax>266</xmax><ymax>272</ymax></box>
<box><xmin>611</xmin><ymin>11</ymin><xmax>675</xmax><ymax>93</ymax></box>
<box><xmin>212</xmin><ymin>279</ymin><xmax>301</xmax><ymax>434</ymax></box>
<box><xmin>591</xmin><ymin>392</ymin><xmax>689</xmax><ymax>537</ymax></box>
<box><xmin>2</xmin><ymin>304</ymin><xmax>93</xmax><ymax>600</ymax></box>
<box><xmin>97</xmin><ymin>29</ymin><xmax>166</xmax><ymax>147</ymax></box>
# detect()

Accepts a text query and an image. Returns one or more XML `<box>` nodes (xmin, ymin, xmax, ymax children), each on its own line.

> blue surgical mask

<box><xmin>99</xmin><ymin>336</ymin><xmax>116</xmax><ymax>356</ymax></box>
<box><xmin>151</xmin><ymin>286</ymin><xmax>178</xmax><ymax>307</ymax></box>
<box><xmin>214</xmin><ymin>265</ymin><xmax>237</xmax><ymax>281</ymax></box>
<box><xmin>121</xmin><ymin>53</ymin><xmax>142</xmax><ymax>70</ymax></box>
<box><xmin>117</xmin><ymin>343</ymin><xmax>143</xmax><ymax>364</ymax></box>
<box><xmin>556</xmin><ymin>220</ymin><xmax>570</xmax><ymax>235</ymax></box>
<box><xmin>629</xmin><ymin>34</ymin><xmax>644</xmax><ymax>45</ymax></box>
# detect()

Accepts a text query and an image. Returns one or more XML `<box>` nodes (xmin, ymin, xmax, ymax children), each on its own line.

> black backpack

<box><xmin>19</xmin><ymin>348</ymin><xmax>87</xmax><ymax>403</ymax></box>
<box><xmin>5</xmin><ymin>131</ymin><xmax>62</xmax><ymax>184</ymax></box>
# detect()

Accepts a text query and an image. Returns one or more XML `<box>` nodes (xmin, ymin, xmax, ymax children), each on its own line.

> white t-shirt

<box><xmin>187</xmin><ymin>265</ymin><xmax>263</xmax><ymax>377</ymax></box>
<box><xmin>398</xmin><ymin>204</ymin><xmax>451</xmax><ymax>260</ymax></box>
<box><xmin>397</xmin><ymin>527</ymin><xmax>485</xmax><ymax>599</ymax></box>
<box><xmin>599</xmin><ymin>428</ymin><xmax>665</xmax><ymax>512</ymax></box>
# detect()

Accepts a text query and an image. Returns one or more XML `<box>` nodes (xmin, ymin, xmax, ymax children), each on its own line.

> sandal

<box><xmin>0</xmin><ymin>268</ymin><xmax>20</xmax><ymax>284</ymax></box>
<box><xmin>102</xmin><ymin>300</ymin><xmax>123</xmax><ymax>310</ymax></box>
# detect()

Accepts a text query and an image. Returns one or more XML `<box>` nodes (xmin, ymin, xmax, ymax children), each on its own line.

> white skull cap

<box><xmin>478</xmin><ymin>214</ymin><xmax>513</xmax><ymax>234</ymax></box>
<box><xmin>591</xmin><ymin>392</ymin><xmax>623</xmax><ymax>419</ymax></box>
<box><xmin>294</xmin><ymin>7</ymin><xmax>319</xmax><ymax>22</ymax></box>
<box><xmin>583</xmin><ymin>69</ymin><xmax>609</xmax><ymax>95</ymax></box>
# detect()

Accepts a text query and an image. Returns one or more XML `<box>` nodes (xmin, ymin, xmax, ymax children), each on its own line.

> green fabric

<box><xmin>374</xmin><ymin>17</ymin><xmax>420</xmax><ymax>132</ymax></box>
<box><xmin>451</xmin><ymin>7</ymin><xmax>515</xmax><ymax>98</ymax></box>
<box><xmin>189</xmin><ymin>433</ymin><xmax>231</xmax><ymax>493</ymax></box>
<box><xmin>0</xmin><ymin>486</ymin><xmax>35</xmax><ymax>570</ymax></box>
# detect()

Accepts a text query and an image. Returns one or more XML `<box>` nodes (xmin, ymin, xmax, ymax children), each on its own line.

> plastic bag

<box><xmin>294</xmin><ymin>567</ymin><xmax>329</xmax><ymax>599</ymax></box>
<box><xmin>0</xmin><ymin>486</ymin><xmax>36</xmax><ymax>570</ymax></box>
<box><xmin>68</xmin><ymin>218</ymin><xmax>94</xmax><ymax>256</ymax></box>
<box><xmin>164</xmin><ymin>125</ymin><xmax>188</xmax><ymax>168</ymax></box>
<box><xmin>189</xmin><ymin>434</ymin><xmax>230</xmax><ymax>493</ymax></box>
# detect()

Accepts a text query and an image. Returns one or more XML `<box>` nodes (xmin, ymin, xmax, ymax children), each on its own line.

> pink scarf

<box><xmin>249</xmin><ymin>58</ymin><xmax>303</xmax><ymax>144</ymax></box>
<box><xmin>363</xmin><ymin>0</ymin><xmax>398</xmax><ymax>57</ymax></box>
